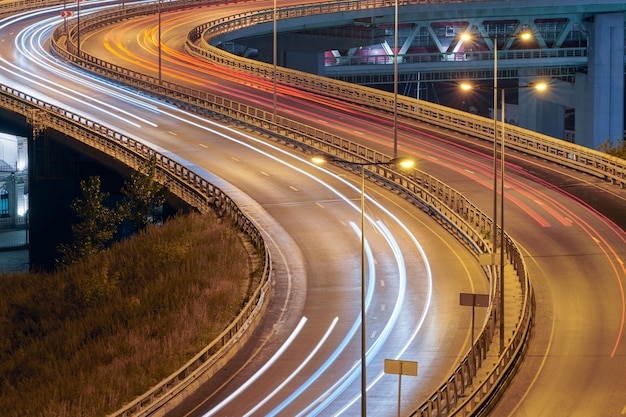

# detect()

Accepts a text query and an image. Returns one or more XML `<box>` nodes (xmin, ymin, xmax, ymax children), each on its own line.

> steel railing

<box><xmin>184</xmin><ymin>4</ymin><xmax>625</xmax><ymax>188</ymax></box>
<box><xmin>47</xmin><ymin>4</ymin><xmax>536</xmax><ymax>415</ymax></box>
<box><xmin>0</xmin><ymin>81</ymin><xmax>272</xmax><ymax>416</ymax></box>
<box><xmin>8</xmin><ymin>0</ymin><xmax>616</xmax><ymax>414</ymax></box>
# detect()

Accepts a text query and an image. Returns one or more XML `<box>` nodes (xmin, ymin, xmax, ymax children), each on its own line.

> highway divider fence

<box><xmin>0</xmin><ymin>82</ymin><xmax>272</xmax><ymax>417</ymax></box>
<box><xmin>184</xmin><ymin>1</ymin><xmax>625</xmax><ymax>188</ymax></box>
<box><xmin>47</xmin><ymin>3</ymin><xmax>538</xmax><ymax>415</ymax></box>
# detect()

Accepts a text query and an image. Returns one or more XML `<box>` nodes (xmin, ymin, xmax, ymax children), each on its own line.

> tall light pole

<box><xmin>392</xmin><ymin>0</ymin><xmax>398</xmax><ymax>158</ymax></box>
<box><xmin>496</xmin><ymin>81</ymin><xmax>546</xmax><ymax>352</ymax></box>
<box><xmin>461</xmin><ymin>78</ymin><xmax>546</xmax><ymax>354</ymax></box>
<box><xmin>460</xmin><ymin>27</ymin><xmax>535</xmax><ymax>353</ymax></box>
<box><xmin>312</xmin><ymin>154</ymin><xmax>415</xmax><ymax>416</ymax></box>
<box><xmin>157</xmin><ymin>0</ymin><xmax>162</xmax><ymax>85</ymax></box>
<box><xmin>75</xmin><ymin>0</ymin><xmax>82</xmax><ymax>56</ymax></box>
<box><xmin>272</xmin><ymin>0</ymin><xmax>277</xmax><ymax>121</ymax></box>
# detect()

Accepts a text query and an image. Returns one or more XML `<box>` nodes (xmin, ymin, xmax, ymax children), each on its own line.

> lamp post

<box><xmin>75</xmin><ymin>0</ymin><xmax>82</xmax><ymax>56</ymax></box>
<box><xmin>392</xmin><ymin>0</ymin><xmax>398</xmax><ymax>158</ymax></box>
<box><xmin>312</xmin><ymin>154</ymin><xmax>415</xmax><ymax>416</ymax></box>
<box><xmin>157</xmin><ymin>0</ymin><xmax>162</xmax><ymax>85</ymax></box>
<box><xmin>272</xmin><ymin>0</ymin><xmax>277</xmax><ymax>121</ymax></box>
<box><xmin>461</xmin><ymin>79</ymin><xmax>546</xmax><ymax>353</ymax></box>
<box><xmin>460</xmin><ymin>28</ymin><xmax>533</xmax><ymax>353</ymax></box>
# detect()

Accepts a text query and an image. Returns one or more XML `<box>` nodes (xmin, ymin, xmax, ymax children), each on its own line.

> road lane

<box><xmin>4</xmin><ymin>1</ymin><xmax>626</xmax><ymax>415</ymax></box>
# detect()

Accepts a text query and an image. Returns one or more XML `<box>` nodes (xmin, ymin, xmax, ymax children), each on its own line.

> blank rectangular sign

<box><xmin>384</xmin><ymin>359</ymin><xmax>418</xmax><ymax>376</ymax></box>
<box><xmin>460</xmin><ymin>293</ymin><xmax>490</xmax><ymax>307</ymax></box>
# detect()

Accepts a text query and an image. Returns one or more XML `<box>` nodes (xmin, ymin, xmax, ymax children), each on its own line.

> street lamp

<box><xmin>157</xmin><ymin>0</ymin><xmax>162</xmax><ymax>85</ymax></box>
<box><xmin>459</xmin><ymin>28</ymin><xmax>534</xmax><ymax>354</ymax></box>
<box><xmin>272</xmin><ymin>0</ymin><xmax>277</xmax><ymax>120</ymax></box>
<box><xmin>392</xmin><ymin>0</ymin><xmax>398</xmax><ymax>158</ymax></box>
<box><xmin>311</xmin><ymin>154</ymin><xmax>415</xmax><ymax>416</ymax></box>
<box><xmin>460</xmin><ymin>80</ymin><xmax>546</xmax><ymax>353</ymax></box>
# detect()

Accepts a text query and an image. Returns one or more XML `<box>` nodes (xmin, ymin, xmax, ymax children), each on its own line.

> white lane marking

<box><xmin>246</xmin><ymin>317</ymin><xmax>339</xmax><ymax>417</ymax></box>
<box><xmin>202</xmin><ymin>317</ymin><xmax>309</xmax><ymax>417</ymax></box>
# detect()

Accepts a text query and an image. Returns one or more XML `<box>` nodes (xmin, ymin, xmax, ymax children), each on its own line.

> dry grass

<box><xmin>0</xmin><ymin>212</ymin><xmax>256</xmax><ymax>417</ymax></box>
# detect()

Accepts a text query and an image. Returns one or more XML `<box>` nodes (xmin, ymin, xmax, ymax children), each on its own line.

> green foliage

<box><xmin>58</xmin><ymin>176</ymin><xmax>123</xmax><ymax>265</ymax></box>
<box><xmin>120</xmin><ymin>155</ymin><xmax>167</xmax><ymax>230</ymax></box>
<box><xmin>597</xmin><ymin>138</ymin><xmax>626</xmax><ymax>159</ymax></box>
<box><xmin>58</xmin><ymin>156</ymin><xmax>168</xmax><ymax>265</ymax></box>
<box><xmin>0</xmin><ymin>213</ymin><xmax>254</xmax><ymax>417</ymax></box>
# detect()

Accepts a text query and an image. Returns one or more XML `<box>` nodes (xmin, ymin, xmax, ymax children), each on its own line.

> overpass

<box><xmin>1</xmin><ymin>0</ymin><xmax>625</xmax><ymax>416</ymax></box>
<box><xmin>215</xmin><ymin>0</ymin><xmax>626</xmax><ymax>150</ymax></box>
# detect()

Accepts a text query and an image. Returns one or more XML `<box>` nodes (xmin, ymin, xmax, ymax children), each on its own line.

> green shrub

<box><xmin>0</xmin><ymin>212</ymin><xmax>255</xmax><ymax>417</ymax></box>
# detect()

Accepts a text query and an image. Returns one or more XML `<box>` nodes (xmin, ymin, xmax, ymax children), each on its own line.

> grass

<box><xmin>0</xmin><ymin>212</ymin><xmax>258</xmax><ymax>417</ymax></box>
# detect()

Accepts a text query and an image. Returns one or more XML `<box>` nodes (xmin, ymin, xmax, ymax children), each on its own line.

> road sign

<box><xmin>384</xmin><ymin>359</ymin><xmax>418</xmax><ymax>417</ymax></box>
<box><xmin>384</xmin><ymin>359</ymin><xmax>418</xmax><ymax>376</ymax></box>
<box><xmin>460</xmin><ymin>292</ymin><xmax>490</xmax><ymax>307</ymax></box>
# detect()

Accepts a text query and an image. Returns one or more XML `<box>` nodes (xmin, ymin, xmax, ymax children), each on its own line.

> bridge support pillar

<box><xmin>518</xmin><ymin>88</ymin><xmax>566</xmax><ymax>140</ymax></box>
<box><xmin>577</xmin><ymin>12</ymin><xmax>624</xmax><ymax>149</ymax></box>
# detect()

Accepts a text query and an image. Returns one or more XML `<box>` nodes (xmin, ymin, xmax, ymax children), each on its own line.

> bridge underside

<box><xmin>216</xmin><ymin>1</ymin><xmax>626</xmax><ymax>150</ymax></box>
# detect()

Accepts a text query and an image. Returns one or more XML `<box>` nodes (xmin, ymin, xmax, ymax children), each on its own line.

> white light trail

<box><xmin>202</xmin><ymin>316</ymin><xmax>308</xmax><ymax>417</ymax></box>
<box><xmin>246</xmin><ymin>317</ymin><xmax>339</xmax><ymax>417</ymax></box>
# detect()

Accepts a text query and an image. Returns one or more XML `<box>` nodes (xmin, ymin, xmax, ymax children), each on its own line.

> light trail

<box><xmin>247</xmin><ymin>316</ymin><xmax>339</xmax><ymax>417</ymax></box>
<box><xmin>201</xmin><ymin>316</ymin><xmax>309</xmax><ymax>417</ymax></box>
<box><xmin>9</xmin><ymin>2</ymin><xmax>625</xmax><ymax>415</ymax></box>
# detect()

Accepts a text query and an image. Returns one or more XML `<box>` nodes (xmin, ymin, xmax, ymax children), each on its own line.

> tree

<box><xmin>58</xmin><ymin>176</ymin><xmax>123</xmax><ymax>265</ymax></box>
<box><xmin>120</xmin><ymin>155</ymin><xmax>167</xmax><ymax>231</ymax></box>
<box><xmin>598</xmin><ymin>138</ymin><xmax>626</xmax><ymax>159</ymax></box>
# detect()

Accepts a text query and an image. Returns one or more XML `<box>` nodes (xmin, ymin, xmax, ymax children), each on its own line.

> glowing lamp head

<box><xmin>460</xmin><ymin>33</ymin><xmax>473</xmax><ymax>43</ymax></box>
<box><xmin>519</xmin><ymin>30</ymin><xmax>533</xmax><ymax>41</ymax></box>
<box><xmin>391</xmin><ymin>157</ymin><xmax>416</xmax><ymax>169</ymax></box>
<box><xmin>311</xmin><ymin>155</ymin><xmax>327</xmax><ymax>165</ymax></box>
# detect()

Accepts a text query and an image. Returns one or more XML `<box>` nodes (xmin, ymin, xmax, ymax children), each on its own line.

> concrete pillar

<box><xmin>579</xmin><ymin>12</ymin><xmax>625</xmax><ymax>149</ymax></box>
<box><xmin>518</xmin><ymin>89</ymin><xmax>566</xmax><ymax>140</ymax></box>
<box><xmin>518</xmin><ymin>75</ymin><xmax>570</xmax><ymax>140</ymax></box>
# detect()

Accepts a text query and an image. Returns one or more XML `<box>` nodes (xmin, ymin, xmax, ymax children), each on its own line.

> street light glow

<box><xmin>460</xmin><ymin>29</ymin><xmax>534</xmax><ymax>43</ymax></box>
<box><xmin>311</xmin><ymin>155</ymin><xmax>327</xmax><ymax>164</ymax></box>
<box><xmin>519</xmin><ymin>30</ymin><xmax>533</xmax><ymax>41</ymax></box>
<box><xmin>394</xmin><ymin>157</ymin><xmax>415</xmax><ymax>169</ymax></box>
<box><xmin>311</xmin><ymin>155</ymin><xmax>415</xmax><ymax>170</ymax></box>
<box><xmin>459</xmin><ymin>82</ymin><xmax>548</xmax><ymax>93</ymax></box>
<box><xmin>460</xmin><ymin>32</ymin><xmax>472</xmax><ymax>43</ymax></box>
<box><xmin>311</xmin><ymin>152</ymin><xmax>415</xmax><ymax>415</ymax></box>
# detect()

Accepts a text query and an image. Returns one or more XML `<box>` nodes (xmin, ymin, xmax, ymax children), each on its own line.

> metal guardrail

<box><xmin>48</xmin><ymin>4</ymin><xmax>536</xmax><ymax>416</ymax></box>
<box><xmin>0</xmin><ymin>81</ymin><xmax>272</xmax><ymax>416</ymax></box>
<box><xmin>186</xmin><ymin>5</ymin><xmax>626</xmax><ymax>189</ymax></box>
<box><xmin>324</xmin><ymin>47</ymin><xmax>588</xmax><ymax>67</ymax></box>
<box><xmin>6</xmin><ymin>2</ymin><xmax>620</xmax><ymax>416</ymax></box>
<box><xmin>0</xmin><ymin>0</ymin><xmax>62</xmax><ymax>16</ymax></box>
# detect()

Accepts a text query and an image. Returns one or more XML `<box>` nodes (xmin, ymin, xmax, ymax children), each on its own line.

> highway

<box><xmin>2</xmin><ymin>1</ymin><xmax>626</xmax><ymax>416</ymax></box>
<box><xmin>2</xmin><ymin>2</ymin><xmax>487</xmax><ymax>416</ymax></box>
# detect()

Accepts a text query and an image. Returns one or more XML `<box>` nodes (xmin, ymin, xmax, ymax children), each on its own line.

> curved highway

<box><xmin>1</xmin><ymin>2</ymin><xmax>487</xmax><ymax>416</ymax></box>
<box><xmin>2</xmin><ymin>1</ymin><xmax>626</xmax><ymax>416</ymax></box>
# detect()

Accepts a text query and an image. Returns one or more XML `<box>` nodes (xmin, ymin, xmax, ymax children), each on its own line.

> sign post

<box><xmin>384</xmin><ymin>359</ymin><xmax>418</xmax><ymax>417</ymax></box>
<box><xmin>460</xmin><ymin>292</ymin><xmax>490</xmax><ymax>377</ymax></box>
